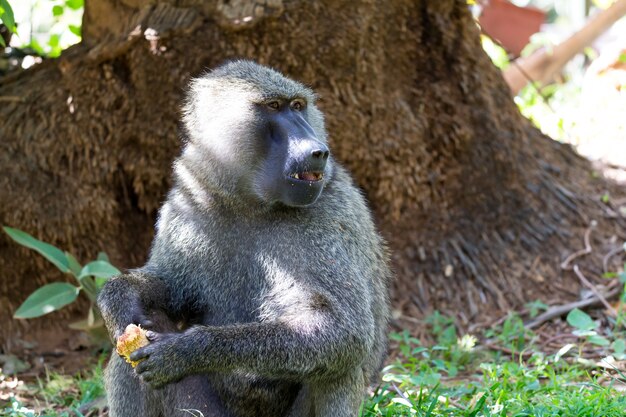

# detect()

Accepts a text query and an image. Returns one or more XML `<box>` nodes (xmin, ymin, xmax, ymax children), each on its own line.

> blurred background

<box><xmin>476</xmin><ymin>0</ymin><xmax>626</xmax><ymax>181</ymax></box>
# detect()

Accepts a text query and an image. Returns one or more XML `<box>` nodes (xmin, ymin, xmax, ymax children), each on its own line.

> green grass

<box><xmin>3</xmin><ymin>313</ymin><xmax>626</xmax><ymax>417</ymax></box>
<box><xmin>364</xmin><ymin>347</ymin><xmax>626</xmax><ymax>416</ymax></box>
<box><xmin>1</xmin><ymin>356</ymin><xmax>106</xmax><ymax>417</ymax></box>
<box><xmin>364</xmin><ymin>310</ymin><xmax>626</xmax><ymax>417</ymax></box>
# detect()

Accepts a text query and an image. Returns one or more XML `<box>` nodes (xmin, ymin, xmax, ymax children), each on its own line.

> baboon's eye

<box><xmin>267</xmin><ymin>101</ymin><xmax>280</xmax><ymax>110</ymax></box>
<box><xmin>291</xmin><ymin>100</ymin><xmax>305</xmax><ymax>111</ymax></box>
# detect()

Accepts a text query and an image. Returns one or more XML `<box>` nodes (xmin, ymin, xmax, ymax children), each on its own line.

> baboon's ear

<box><xmin>182</xmin><ymin>78</ymin><xmax>225</xmax><ymax>138</ymax></box>
<box><xmin>184</xmin><ymin>77</ymin><xmax>218</xmax><ymax>110</ymax></box>
<box><xmin>188</xmin><ymin>77</ymin><xmax>220</xmax><ymax>93</ymax></box>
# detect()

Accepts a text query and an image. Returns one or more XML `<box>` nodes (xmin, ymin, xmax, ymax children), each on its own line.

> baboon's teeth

<box><xmin>290</xmin><ymin>172</ymin><xmax>323</xmax><ymax>181</ymax></box>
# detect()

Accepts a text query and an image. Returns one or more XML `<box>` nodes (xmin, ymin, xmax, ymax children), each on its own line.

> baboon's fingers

<box><xmin>140</xmin><ymin>371</ymin><xmax>154</xmax><ymax>383</ymax></box>
<box><xmin>135</xmin><ymin>360</ymin><xmax>151</xmax><ymax>374</ymax></box>
<box><xmin>130</xmin><ymin>344</ymin><xmax>154</xmax><ymax>362</ymax></box>
<box><xmin>139</xmin><ymin>318</ymin><xmax>154</xmax><ymax>328</ymax></box>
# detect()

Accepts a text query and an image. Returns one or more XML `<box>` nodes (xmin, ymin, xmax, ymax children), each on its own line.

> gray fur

<box><xmin>97</xmin><ymin>60</ymin><xmax>391</xmax><ymax>417</ymax></box>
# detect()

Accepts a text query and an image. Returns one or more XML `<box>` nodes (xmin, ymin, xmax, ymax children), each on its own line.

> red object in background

<box><xmin>479</xmin><ymin>0</ymin><xmax>546</xmax><ymax>56</ymax></box>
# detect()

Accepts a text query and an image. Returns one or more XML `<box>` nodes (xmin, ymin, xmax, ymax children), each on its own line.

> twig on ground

<box><xmin>603</xmin><ymin>246</ymin><xmax>625</xmax><ymax>273</ymax></box>
<box><xmin>525</xmin><ymin>282</ymin><xmax>621</xmax><ymax>329</ymax></box>
<box><xmin>391</xmin><ymin>383</ymin><xmax>411</xmax><ymax>402</ymax></box>
<box><xmin>573</xmin><ymin>264</ymin><xmax>617</xmax><ymax>315</ymax></box>
<box><xmin>469</xmin><ymin>309</ymin><xmax>528</xmax><ymax>332</ymax></box>
<box><xmin>446</xmin><ymin>397</ymin><xmax>466</xmax><ymax>410</ymax></box>
<box><xmin>550</xmin><ymin>281</ymin><xmax>581</xmax><ymax>297</ymax></box>
<box><xmin>537</xmin><ymin>220</ymin><xmax>619</xmax><ymax>326</ymax></box>
<box><xmin>540</xmin><ymin>333</ymin><xmax>578</xmax><ymax>348</ymax></box>
<box><xmin>561</xmin><ymin>222</ymin><xmax>596</xmax><ymax>270</ymax></box>
<box><xmin>397</xmin><ymin>314</ymin><xmax>422</xmax><ymax>324</ymax></box>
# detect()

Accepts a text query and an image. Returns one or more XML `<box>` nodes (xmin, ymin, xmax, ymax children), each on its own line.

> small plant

<box><xmin>603</xmin><ymin>261</ymin><xmax>626</xmax><ymax>299</ymax></box>
<box><xmin>484</xmin><ymin>312</ymin><xmax>534</xmax><ymax>353</ymax></box>
<box><xmin>602</xmin><ymin>257</ymin><xmax>626</xmax><ymax>330</ymax></box>
<box><xmin>385</xmin><ymin>314</ymin><xmax>478</xmax><ymax>391</ymax></box>
<box><xmin>566</xmin><ymin>308</ymin><xmax>610</xmax><ymax>346</ymax></box>
<box><xmin>424</xmin><ymin>311</ymin><xmax>476</xmax><ymax>370</ymax></box>
<box><xmin>3</xmin><ymin>226</ymin><xmax>120</xmax><ymax>332</ymax></box>
<box><xmin>525</xmin><ymin>299</ymin><xmax>549</xmax><ymax>318</ymax></box>
<box><xmin>0</xmin><ymin>0</ymin><xmax>16</xmax><ymax>47</ymax></box>
<box><xmin>425</xmin><ymin>311</ymin><xmax>457</xmax><ymax>347</ymax></box>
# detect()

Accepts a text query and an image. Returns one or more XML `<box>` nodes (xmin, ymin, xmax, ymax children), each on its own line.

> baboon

<box><xmin>97</xmin><ymin>60</ymin><xmax>391</xmax><ymax>417</ymax></box>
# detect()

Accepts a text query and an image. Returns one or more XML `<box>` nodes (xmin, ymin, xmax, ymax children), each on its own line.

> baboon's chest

<box><xmin>193</xmin><ymin>219</ymin><xmax>338</xmax><ymax>326</ymax></box>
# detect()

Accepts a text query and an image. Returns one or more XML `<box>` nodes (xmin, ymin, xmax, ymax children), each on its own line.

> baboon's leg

<box><xmin>107</xmin><ymin>354</ymin><xmax>231</xmax><ymax>417</ymax></box>
<box><xmin>288</xmin><ymin>368</ymin><xmax>365</xmax><ymax>417</ymax></box>
<box><xmin>105</xmin><ymin>354</ymin><xmax>162</xmax><ymax>417</ymax></box>
<box><xmin>161</xmin><ymin>375</ymin><xmax>233</xmax><ymax>417</ymax></box>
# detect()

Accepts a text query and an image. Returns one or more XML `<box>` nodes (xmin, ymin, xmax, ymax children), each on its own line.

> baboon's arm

<box><xmin>131</xmin><ymin>311</ymin><xmax>373</xmax><ymax>387</ymax></box>
<box><xmin>97</xmin><ymin>272</ymin><xmax>172</xmax><ymax>340</ymax></box>
<box><xmin>196</xmin><ymin>320</ymin><xmax>370</xmax><ymax>377</ymax></box>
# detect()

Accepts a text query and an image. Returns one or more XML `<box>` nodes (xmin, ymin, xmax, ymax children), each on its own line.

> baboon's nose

<box><xmin>311</xmin><ymin>148</ymin><xmax>330</xmax><ymax>160</ymax></box>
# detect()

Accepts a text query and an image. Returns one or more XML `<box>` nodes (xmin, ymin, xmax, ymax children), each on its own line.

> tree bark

<box><xmin>1</xmin><ymin>0</ymin><xmax>624</xmax><ymax>346</ymax></box>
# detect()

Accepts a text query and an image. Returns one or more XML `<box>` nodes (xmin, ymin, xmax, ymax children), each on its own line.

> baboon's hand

<box><xmin>107</xmin><ymin>302</ymin><xmax>153</xmax><ymax>341</ymax></box>
<box><xmin>130</xmin><ymin>331</ymin><xmax>191</xmax><ymax>389</ymax></box>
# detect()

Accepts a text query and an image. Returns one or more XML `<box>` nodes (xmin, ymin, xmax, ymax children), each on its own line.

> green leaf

<box><xmin>65</xmin><ymin>0</ymin><xmax>83</xmax><ymax>10</ymax></box>
<box><xmin>65</xmin><ymin>252</ymin><xmax>82</xmax><ymax>277</ymax></box>
<box><xmin>0</xmin><ymin>0</ymin><xmax>16</xmax><ymax>32</ymax></box>
<box><xmin>48</xmin><ymin>33</ymin><xmax>62</xmax><ymax>58</ymax></box>
<box><xmin>87</xmin><ymin>305</ymin><xmax>95</xmax><ymax>326</ymax></box>
<box><xmin>555</xmin><ymin>343</ymin><xmax>575</xmax><ymax>362</ymax></box>
<box><xmin>79</xmin><ymin>260</ymin><xmax>121</xmax><ymax>280</ymax></box>
<box><xmin>52</xmin><ymin>5</ymin><xmax>64</xmax><ymax>16</ymax></box>
<box><xmin>567</xmin><ymin>308</ymin><xmax>596</xmax><ymax>331</ymax></box>
<box><xmin>588</xmin><ymin>335</ymin><xmax>610</xmax><ymax>346</ymax></box>
<box><xmin>612</xmin><ymin>339</ymin><xmax>625</xmax><ymax>355</ymax></box>
<box><xmin>68</xmin><ymin>24</ymin><xmax>81</xmax><ymax>37</ymax></box>
<box><xmin>468</xmin><ymin>392</ymin><xmax>487</xmax><ymax>417</ymax></box>
<box><xmin>14</xmin><ymin>283</ymin><xmax>79</xmax><ymax>319</ymax></box>
<box><xmin>438</xmin><ymin>325</ymin><xmax>457</xmax><ymax>347</ymax></box>
<box><xmin>572</xmin><ymin>329</ymin><xmax>596</xmax><ymax>337</ymax></box>
<box><xmin>0</xmin><ymin>36</ymin><xmax>5</xmax><ymax>47</ymax></box>
<box><xmin>79</xmin><ymin>276</ymin><xmax>98</xmax><ymax>301</ymax></box>
<box><xmin>95</xmin><ymin>276</ymin><xmax>108</xmax><ymax>290</ymax></box>
<box><xmin>3</xmin><ymin>227</ymin><xmax>69</xmax><ymax>273</ymax></box>
<box><xmin>619</xmin><ymin>52</ymin><xmax>626</xmax><ymax>64</ymax></box>
<box><xmin>29</xmin><ymin>38</ymin><xmax>45</xmax><ymax>55</ymax></box>
<box><xmin>48</xmin><ymin>34</ymin><xmax>60</xmax><ymax>48</ymax></box>
<box><xmin>525</xmin><ymin>300</ymin><xmax>549</xmax><ymax>318</ymax></box>
<box><xmin>97</xmin><ymin>251</ymin><xmax>110</xmax><ymax>262</ymax></box>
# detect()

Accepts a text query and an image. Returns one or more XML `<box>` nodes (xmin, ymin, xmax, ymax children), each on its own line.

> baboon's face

<box><xmin>186</xmin><ymin>72</ymin><xmax>331</xmax><ymax>207</ymax></box>
<box><xmin>250</xmin><ymin>95</ymin><xmax>330</xmax><ymax>207</ymax></box>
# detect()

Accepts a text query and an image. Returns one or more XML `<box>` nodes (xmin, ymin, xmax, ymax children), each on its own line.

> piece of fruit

<box><xmin>116</xmin><ymin>324</ymin><xmax>149</xmax><ymax>367</ymax></box>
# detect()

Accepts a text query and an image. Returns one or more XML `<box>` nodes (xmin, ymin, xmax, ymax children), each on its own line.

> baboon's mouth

<box><xmin>289</xmin><ymin>171</ymin><xmax>324</xmax><ymax>182</ymax></box>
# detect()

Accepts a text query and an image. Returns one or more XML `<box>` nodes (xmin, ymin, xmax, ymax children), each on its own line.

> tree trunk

<box><xmin>1</xmin><ymin>0</ymin><xmax>624</xmax><ymax>346</ymax></box>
